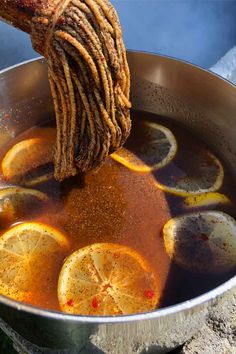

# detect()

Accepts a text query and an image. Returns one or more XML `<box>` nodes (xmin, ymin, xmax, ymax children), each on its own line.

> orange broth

<box><xmin>0</xmin><ymin>110</ymin><xmax>235</xmax><ymax>311</ymax></box>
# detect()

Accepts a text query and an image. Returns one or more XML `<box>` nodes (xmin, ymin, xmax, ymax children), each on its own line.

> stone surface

<box><xmin>211</xmin><ymin>46</ymin><xmax>236</xmax><ymax>85</ymax></box>
<box><xmin>178</xmin><ymin>288</ymin><xmax>236</xmax><ymax>354</ymax></box>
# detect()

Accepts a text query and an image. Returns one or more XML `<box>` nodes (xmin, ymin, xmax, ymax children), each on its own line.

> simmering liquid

<box><xmin>0</xmin><ymin>110</ymin><xmax>235</xmax><ymax>313</ymax></box>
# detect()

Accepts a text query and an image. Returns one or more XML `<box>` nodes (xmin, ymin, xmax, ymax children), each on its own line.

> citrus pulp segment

<box><xmin>58</xmin><ymin>243</ymin><xmax>159</xmax><ymax>315</ymax></box>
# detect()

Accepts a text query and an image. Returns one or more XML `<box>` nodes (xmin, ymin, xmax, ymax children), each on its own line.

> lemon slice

<box><xmin>163</xmin><ymin>211</ymin><xmax>236</xmax><ymax>274</ymax></box>
<box><xmin>0</xmin><ymin>187</ymin><xmax>49</xmax><ymax>224</ymax></box>
<box><xmin>155</xmin><ymin>151</ymin><xmax>224</xmax><ymax>197</ymax></box>
<box><xmin>1</xmin><ymin>128</ymin><xmax>56</xmax><ymax>184</ymax></box>
<box><xmin>23</xmin><ymin>172</ymin><xmax>54</xmax><ymax>187</ymax></box>
<box><xmin>184</xmin><ymin>192</ymin><xmax>230</xmax><ymax>209</ymax></box>
<box><xmin>0</xmin><ymin>222</ymin><xmax>68</xmax><ymax>303</ymax></box>
<box><xmin>58</xmin><ymin>243</ymin><xmax>159</xmax><ymax>316</ymax></box>
<box><xmin>111</xmin><ymin>122</ymin><xmax>177</xmax><ymax>172</ymax></box>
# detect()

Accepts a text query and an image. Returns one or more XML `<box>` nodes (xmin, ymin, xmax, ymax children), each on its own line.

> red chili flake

<box><xmin>200</xmin><ymin>233</ymin><xmax>209</xmax><ymax>241</ymax></box>
<box><xmin>144</xmin><ymin>289</ymin><xmax>154</xmax><ymax>299</ymax></box>
<box><xmin>58</xmin><ymin>16</ymin><xmax>66</xmax><ymax>25</ymax></box>
<box><xmin>66</xmin><ymin>298</ymin><xmax>74</xmax><ymax>307</ymax></box>
<box><xmin>91</xmin><ymin>297</ymin><xmax>100</xmax><ymax>309</ymax></box>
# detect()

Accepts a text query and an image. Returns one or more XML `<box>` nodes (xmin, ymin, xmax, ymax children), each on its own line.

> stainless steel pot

<box><xmin>0</xmin><ymin>52</ymin><xmax>235</xmax><ymax>353</ymax></box>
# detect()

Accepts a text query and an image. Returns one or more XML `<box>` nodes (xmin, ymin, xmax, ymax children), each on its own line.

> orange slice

<box><xmin>58</xmin><ymin>243</ymin><xmax>159</xmax><ymax>316</ymax></box>
<box><xmin>183</xmin><ymin>192</ymin><xmax>230</xmax><ymax>209</ymax></box>
<box><xmin>1</xmin><ymin>128</ymin><xmax>56</xmax><ymax>184</ymax></box>
<box><xmin>0</xmin><ymin>187</ymin><xmax>49</xmax><ymax>225</ymax></box>
<box><xmin>23</xmin><ymin>172</ymin><xmax>54</xmax><ymax>187</ymax></box>
<box><xmin>163</xmin><ymin>211</ymin><xmax>236</xmax><ymax>274</ymax></box>
<box><xmin>0</xmin><ymin>222</ymin><xmax>68</xmax><ymax>304</ymax></box>
<box><xmin>111</xmin><ymin>122</ymin><xmax>177</xmax><ymax>172</ymax></box>
<box><xmin>155</xmin><ymin>151</ymin><xmax>224</xmax><ymax>197</ymax></box>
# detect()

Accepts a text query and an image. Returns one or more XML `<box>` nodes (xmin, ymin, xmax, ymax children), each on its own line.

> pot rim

<box><xmin>0</xmin><ymin>52</ymin><xmax>235</xmax><ymax>324</ymax></box>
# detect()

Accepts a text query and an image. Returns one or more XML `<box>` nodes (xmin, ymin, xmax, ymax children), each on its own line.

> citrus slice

<box><xmin>184</xmin><ymin>192</ymin><xmax>230</xmax><ymax>209</ymax></box>
<box><xmin>0</xmin><ymin>187</ymin><xmax>49</xmax><ymax>225</ymax></box>
<box><xmin>1</xmin><ymin>128</ymin><xmax>56</xmax><ymax>184</ymax></box>
<box><xmin>155</xmin><ymin>151</ymin><xmax>224</xmax><ymax>197</ymax></box>
<box><xmin>24</xmin><ymin>172</ymin><xmax>54</xmax><ymax>187</ymax></box>
<box><xmin>163</xmin><ymin>211</ymin><xmax>236</xmax><ymax>274</ymax></box>
<box><xmin>58</xmin><ymin>243</ymin><xmax>159</xmax><ymax>316</ymax></box>
<box><xmin>0</xmin><ymin>222</ymin><xmax>68</xmax><ymax>304</ymax></box>
<box><xmin>111</xmin><ymin>122</ymin><xmax>177</xmax><ymax>172</ymax></box>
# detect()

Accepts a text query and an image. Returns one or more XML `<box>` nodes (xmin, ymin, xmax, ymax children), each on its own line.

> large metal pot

<box><xmin>0</xmin><ymin>52</ymin><xmax>235</xmax><ymax>353</ymax></box>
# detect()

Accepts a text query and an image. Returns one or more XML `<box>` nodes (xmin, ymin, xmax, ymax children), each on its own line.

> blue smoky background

<box><xmin>0</xmin><ymin>0</ymin><xmax>236</xmax><ymax>68</ymax></box>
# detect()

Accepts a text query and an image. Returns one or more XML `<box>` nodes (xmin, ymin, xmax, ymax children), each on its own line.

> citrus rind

<box><xmin>183</xmin><ymin>192</ymin><xmax>230</xmax><ymax>209</ymax></box>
